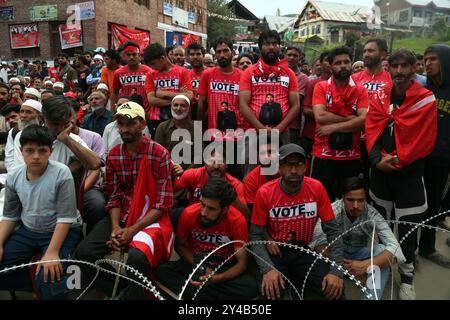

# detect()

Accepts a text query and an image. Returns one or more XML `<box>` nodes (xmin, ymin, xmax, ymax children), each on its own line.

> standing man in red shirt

<box><xmin>187</xmin><ymin>42</ymin><xmax>207</xmax><ymax>120</ymax></box>
<box><xmin>353</xmin><ymin>39</ymin><xmax>392</xmax><ymax>184</ymax></box>
<box><xmin>311</xmin><ymin>46</ymin><xmax>368</xmax><ymax>201</ymax></box>
<box><xmin>111</xmin><ymin>41</ymin><xmax>152</xmax><ymax>113</ymax></box>
<box><xmin>143</xmin><ymin>42</ymin><xmax>193</xmax><ymax>138</ymax></box>
<box><xmin>250</xmin><ymin>144</ymin><xmax>344</xmax><ymax>300</ymax></box>
<box><xmin>155</xmin><ymin>178</ymin><xmax>258</xmax><ymax>300</ymax></box>
<box><xmin>239</xmin><ymin>30</ymin><xmax>300</xmax><ymax>144</ymax></box>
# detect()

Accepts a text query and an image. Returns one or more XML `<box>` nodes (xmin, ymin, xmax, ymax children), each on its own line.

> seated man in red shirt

<box><xmin>155</xmin><ymin>178</ymin><xmax>258</xmax><ymax>300</ymax></box>
<box><xmin>173</xmin><ymin>149</ymin><xmax>250</xmax><ymax>222</ymax></box>
<box><xmin>250</xmin><ymin>144</ymin><xmax>344</xmax><ymax>300</ymax></box>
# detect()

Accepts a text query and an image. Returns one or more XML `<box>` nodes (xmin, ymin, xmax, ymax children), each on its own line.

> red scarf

<box><xmin>365</xmin><ymin>81</ymin><xmax>437</xmax><ymax>169</ymax></box>
<box><xmin>253</xmin><ymin>58</ymin><xmax>291</xmax><ymax>78</ymax></box>
<box><xmin>326</xmin><ymin>76</ymin><xmax>361</xmax><ymax>116</ymax></box>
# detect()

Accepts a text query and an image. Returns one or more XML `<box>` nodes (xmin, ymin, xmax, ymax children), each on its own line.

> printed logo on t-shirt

<box><xmin>362</xmin><ymin>82</ymin><xmax>385</xmax><ymax>92</ymax></box>
<box><xmin>119</xmin><ymin>74</ymin><xmax>146</xmax><ymax>85</ymax></box>
<box><xmin>192</xmin><ymin>79</ymin><xmax>200</xmax><ymax>89</ymax></box>
<box><xmin>154</xmin><ymin>78</ymin><xmax>180</xmax><ymax>89</ymax></box>
<box><xmin>269</xmin><ymin>202</ymin><xmax>317</xmax><ymax>219</ymax></box>
<box><xmin>251</xmin><ymin>75</ymin><xmax>290</xmax><ymax>88</ymax></box>
<box><xmin>193</xmin><ymin>187</ymin><xmax>202</xmax><ymax>200</ymax></box>
<box><xmin>192</xmin><ymin>231</ymin><xmax>231</xmax><ymax>245</ymax></box>
<box><xmin>209</xmin><ymin>82</ymin><xmax>239</xmax><ymax>95</ymax></box>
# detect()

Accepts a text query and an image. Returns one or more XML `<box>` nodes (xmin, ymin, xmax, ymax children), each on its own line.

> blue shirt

<box><xmin>81</xmin><ymin>109</ymin><xmax>113</xmax><ymax>136</ymax></box>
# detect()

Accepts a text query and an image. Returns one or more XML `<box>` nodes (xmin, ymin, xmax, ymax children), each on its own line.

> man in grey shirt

<box><xmin>0</xmin><ymin>125</ymin><xmax>81</xmax><ymax>299</ymax></box>
<box><xmin>333</xmin><ymin>177</ymin><xmax>405</xmax><ymax>300</ymax></box>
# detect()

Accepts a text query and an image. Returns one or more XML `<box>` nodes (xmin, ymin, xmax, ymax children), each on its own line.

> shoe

<box><xmin>421</xmin><ymin>252</ymin><xmax>450</xmax><ymax>269</ymax></box>
<box><xmin>398</xmin><ymin>283</ymin><xmax>416</xmax><ymax>300</ymax></box>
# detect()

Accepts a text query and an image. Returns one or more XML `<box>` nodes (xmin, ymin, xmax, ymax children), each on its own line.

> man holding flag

<box><xmin>74</xmin><ymin>101</ymin><xmax>174</xmax><ymax>300</ymax></box>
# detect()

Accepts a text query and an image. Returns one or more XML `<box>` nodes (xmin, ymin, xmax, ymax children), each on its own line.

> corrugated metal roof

<box><xmin>264</xmin><ymin>16</ymin><xmax>297</xmax><ymax>32</ymax></box>
<box><xmin>313</xmin><ymin>0</ymin><xmax>370</xmax><ymax>23</ymax></box>
<box><xmin>405</xmin><ymin>0</ymin><xmax>450</xmax><ymax>9</ymax></box>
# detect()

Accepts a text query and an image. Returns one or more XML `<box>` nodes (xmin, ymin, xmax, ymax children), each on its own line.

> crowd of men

<box><xmin>0</xmin><ymin>30</ymin><xmax>449</xmax><ymax>301</ymax></box>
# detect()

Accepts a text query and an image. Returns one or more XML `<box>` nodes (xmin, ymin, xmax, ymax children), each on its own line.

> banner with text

<box><xmin>59</xmin><ymin>23</ymin><xmax>83</xmax><ymax>50</ymax></box>
<box><xmin>111</xmin><ymin>24</ymin><xmax>150</xmax><ymax>53</ymax></box>
<box><xmin>10</xmin><ymin>23</ymin><xmax>40</xmax><ymax>49</ymax></box>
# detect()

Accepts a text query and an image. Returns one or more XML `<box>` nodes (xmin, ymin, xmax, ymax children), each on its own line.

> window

<box><xmin>425</xmin><ymin>11</ymin><xmax>433</xmax><ymax>21</ymax></box>
<box><xmin>134</xmin><ymin>0</ymin><xmax>150</xmax><ymax>9</ymax></box>
<box><xmin>316</xmin><ymin>24</ymin><xmax>321</xmax><ymax>34</ymax></box>
<box><xmin>300</xmin><ymin>29</ymin><xmax>305</xmax><ymax>36</ymax></box>
<box><xmin>311</xmin><ymin>26</ymin><xmax>315</xmax><ymax>35</ymax></box>
<box><xmin>399</xmin><ymin>10</ymin><xmax>409</xmax><ymax>22</ymax></box>
<box><xmin>11</xmin><ymin>47</ymin><xmax>41</xmax><ymax>59</ymax></box>
<box><xmin>414</xmin><ymin>10</ymin><xmax>423</xmax><ymax>17</ymax></box>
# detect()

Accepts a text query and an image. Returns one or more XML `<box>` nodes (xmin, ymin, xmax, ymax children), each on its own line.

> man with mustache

<box><xmin>311</xmin><ymin>46</ymin><xmax>368</xmax><ymax>201</ymax></box>
<box><xmin>250</xmin><ymin>144</ymin><xmax>344</xmax><ymax>300</ymax></box>
<box><xmin>365</xmin><ymin>48</ymin><xmax>438</xmax><ymax>300</ymax></box>
<box><xmin>155</xmin><ymin>178</ymin><xmax>258</xmax><ymax>300</ymax></box>
<box><xmin>5</xmin><ymin>99</ymin><xmax>42</xmax><ymax>172</ymax></box>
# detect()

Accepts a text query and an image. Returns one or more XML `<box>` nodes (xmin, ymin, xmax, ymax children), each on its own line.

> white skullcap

<box><xmin>44</xmin><ymin>80</ymin><xmax>53</xmax><ymax>86</ymax></box>
<box><xmin>9</xmin><ymin>77</ymin><xmax>20</xmax><ymax>84</ymax></box>
<box><xmin>97</xmin><ymin>83</ymin><xmax>109</xmax><ymax>91</ymax></box>
<box><xmin>22</xmin><ymin>99</ymin><xmax>42</xmax><ymax>113</ymax></box>
<box><xmin>93</xmin><ymin>54</ymin><xmax>104</xmax><ymax>61</ymax></box>
<box><xmin>24</xmin><ymin>87</ymin><xmax>41</xmax><ymax>100</ymax></box>
<box><xmin>172</xmin><ymin>94</ymin><xmax>190</xmax><ymax>106</ymax></box>
<box><xmin>53</xmin><ymin>82</ymin><xmax>64</xmax><ymax>89</ymax></box>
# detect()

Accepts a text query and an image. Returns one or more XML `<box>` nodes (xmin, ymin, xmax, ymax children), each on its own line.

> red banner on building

<box><xmin>111</xmin><ymin>24</ymin><xmax>150</xmax><ymax>53</ymax></box>
<box><xmin>181</xmin><ymin>34</ymin><xmax>201</xmax><ymax>48</ymax></box>
<box><xmin>9</xmin><ymin>23</ymin><xmax>40</xmax><ymax>49</ymax></box>
<box><xmin>59</xmin><ymin>23</ymin><xmax>83</xmax><ymax>50</ymax></box>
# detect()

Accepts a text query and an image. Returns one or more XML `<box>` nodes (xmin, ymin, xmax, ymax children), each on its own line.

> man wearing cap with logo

<box><xmin>250</xmin><ymin>144</ymin><xmax>344</xmax><ymax>300</ymax></box>
<box><xmin>111</xmin><ymin>41</ymin><xmax>152</xmax><ymax>114</ymax></box>
<box><xmin>5</xmin><ymin>99</ymin><xmax>42</xmax><ymax>172</ymax></box>
<box><xmin>74</xmin><ymin>101</ymin><xmax>174</xmax><ymax>299</ymax></box>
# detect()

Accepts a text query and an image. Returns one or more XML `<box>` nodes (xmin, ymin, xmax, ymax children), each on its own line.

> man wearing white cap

<box><xmin>0</xmin><ymin>62</ymin><xmax>9</xmax><ymax>84</ymax></box>
<box><xmin>24</xmin><ymin>87</ymin><xmax>41</xmax><ymax>101</ymax></box>
<box><xmin>8</xmin><ymin>77</ymin><xmax>20</xmax><ymax>86</ymax></box>
<box><xmin>53</xmin><ymin>82</ymin><xmax>64</xmax><ymax>94</ymax></box>
<box><xmin>5</xmin><ymin>99</ymin><xmax>42</xmax><ymax>171</ymax></box>
<box><xmin>44</xmin><ymin>80</ymin><xmax>54</xmax><ymax>90</ymax></box>
<box><xmin>87</xmin><ymin>55</ymin><xmax>104</xmax><ymax>86</ymax></box>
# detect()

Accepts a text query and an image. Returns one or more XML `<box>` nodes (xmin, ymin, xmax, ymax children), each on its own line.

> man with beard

<box><xmin>311</xmin><ymin>46</ymin><xmax>368</xmax><ymax>201</ymax></box>
<box><xmin>12</xmin><ymin>96</ymin><xmax>100</xmax><ymax>173</ymax></box>
<box><xmin>5</xmin><ymin>99</ymin><xmax>42</xmax><ymax>172</ymax></box>
<box><xmin>197</xmin><ymin>37</ymin><xmax>243</xmax><ymax>135</ymax></box>
<box><xmin>143</xmin><ymin>43</ymin><xmax>193</xmax><ymax>138</ymax></box>
<box><xmin>239</xmin><ymin>30</ymin><xmax>300</xmax><ymax>144</ymax></box>
<box><xmin>73</xmin><ymin>101</ymin><xmax>174</xmax><ymax>299</ymax></box>
<box><xmin>417</xmin><ymin>44</ymin><xmax>450</xmax><ymax>268</ymax></box>
<box><xmin>250</xmin><ymin>144</ymin><xmax>344</xmax><ymax>300</ymax></box>
<box><xmin>365</xmin><ymin>49</ymin><xmax>437</xmax><ymax>300</ymax></box>
<box><xmin>353</xmin><ymin>39</ymin><xmax>393</xmax><ymax>185</ymax></box>
<box><xmin>173</xmin><ymin>149</ymin><xmax>250</xmax><ymax>220</ymax></box>
<box><xmin>187</xmin><ymin>42</ymin><xmax>206</xmax><ymax>120</ymax></box>
<box><xmin>155</xmin><ymin>178</ymin><xmax>258</xmax><ymax>300</ymax></box>
<box><xmin>81</xmin><ymin>91</ymin><xmax>113</xmax><ymax>136</ymax></box>
<box><xmin>172</xmin><ymin>46</ymin><xmax>191</xmax><ymax>69</ymax></box>
<box><xmin>57</xmin><ymin>53</ymin><xmax>78</xmax><ymax>92</ymax></box>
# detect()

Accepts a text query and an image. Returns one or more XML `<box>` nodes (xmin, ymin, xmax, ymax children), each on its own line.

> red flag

<box><xmin>127</xmin><ymin>158</ymin><xmax>174</xmax><ymax>266</ymax></box>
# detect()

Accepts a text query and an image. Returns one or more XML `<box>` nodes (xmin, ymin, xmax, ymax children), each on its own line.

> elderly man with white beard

<box><xmin>4</xmin><ymin>99</ymin><xmax>42</xmax><ymax>172</ymax></box>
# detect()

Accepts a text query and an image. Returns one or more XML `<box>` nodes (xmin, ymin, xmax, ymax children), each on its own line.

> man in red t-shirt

<box><xmin>239</xmin><ymin>30</ymin><xmax>300</xmax><ymax>144</ymax></box>
<box><xmin>173</xmin><ymin>149</ymin><xmax>250</xmax><ymax>220</ymax></box>
<box><xmin>187</xmin><ymin>42</ymin><xmax>206</xmax><ymax>120</ymax></box>
<box><xmin>311</xmin><ymin>46</ymin><xmax>368</xmax><ymax>201</ymax></box>
<box><xmin>155</xmin><ymin>179</ymin><xmax>258</xmax><ymax>300</ymax></box>
<box><xmin>250</xmin><ymin>144</ymin><xmax>344</xmax><ymax>300</ymax></box>
<box><xmin>352</xmin><ymin>39</ymin><xmax>392</xmax><ymax>184</ymax></box>
<box><xmin>197</xmin><ymin>38</ymin><xmax>243</xmax><ymax>137</ymax></box>
<box><xmin>111</xmin><ymin>41</ymin><xmax>152</xmax><ymax>113</ymax></box>
<box><xmin>143</xmin><ymin>42</ymin><xmax>193</xmax><ymax>138</ymax></box>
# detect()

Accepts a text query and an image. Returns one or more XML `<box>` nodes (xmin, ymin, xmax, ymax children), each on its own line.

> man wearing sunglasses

<box><xmin>250</xmin><ymin>143</ymin><xmax>344</xmax><ymax>300</ymax></box>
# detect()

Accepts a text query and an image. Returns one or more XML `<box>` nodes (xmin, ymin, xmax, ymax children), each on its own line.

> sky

<box><xmin>238</xmin><ymin>0</ymin><xmax>376</xmax><ymax>18</ymax></box>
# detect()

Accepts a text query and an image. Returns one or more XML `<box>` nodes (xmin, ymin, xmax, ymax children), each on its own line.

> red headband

<box><xmin>123</xmin><ymin>46</ymin><xmax>139</xmax><ymax>54</ymax></box>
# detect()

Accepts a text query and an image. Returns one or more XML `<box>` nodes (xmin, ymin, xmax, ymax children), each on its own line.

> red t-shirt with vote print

<box><xmin>145</xmin><ymin>64</ymin><xmax>192</xmax><ymax>121</ymax></box>
<box><xmin>352</xmin><ymin>70</ymin><xmax>392</xmax><ymax>102</ymax></box>
<box><xmin>177</xmin><ymin>203</ymin><xmax>248</xmax><ymax>265</ymax></box>
<box><xmin>198</xmin><ymin>67</ymin><xmax>243</xmax><ymax>131</ymax></box>
<box><xmin>190</xmin><ymin>68</ymin><xmax>205</xmax><ymax>103</ymax></box>
<box><xmin>239</xmin><ymin>64</ymin><xmax>298</xmax><ymax>130</ymax></box>
<box><xmin>252</xmin><ymin>177</ymin><xmax>335</xmax><ymax>244</ymax></box>
<box><xmin>113</xmin><ymin>64</ymin><xmax>152</xmax><ymax>113</ymax></box>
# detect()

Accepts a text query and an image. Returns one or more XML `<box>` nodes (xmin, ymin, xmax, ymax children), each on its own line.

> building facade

<box><xmin>375</xmin><ymin>0</ymin><xmax>450</xmax><ymax>29</ymax></box>
<box><xmin>0</xmin><ymin>0</ymin><xmax>207</xmax><ymax>60</ymax></box>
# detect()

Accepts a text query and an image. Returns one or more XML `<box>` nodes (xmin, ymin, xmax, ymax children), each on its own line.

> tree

<box><xmin>207</xmin><ymin>0</ymin><xmax>238</xmax><ymax>49</ymax></box>
<box><xmin>432</xmin><ymin>17</ymin><xmax>450</xmax><ymax>41</ymax></box>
